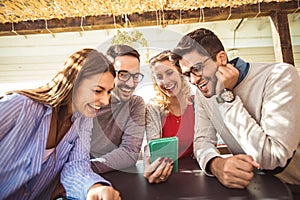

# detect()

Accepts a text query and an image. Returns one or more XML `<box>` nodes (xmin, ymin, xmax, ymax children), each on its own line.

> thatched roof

<box><xmin>0</xmin><ymin>0</ymin><xmax>298</xmax><ymax>36</ymax></box>
<box><xmin>0</xmin><ymin>0</ymin><xmax>293</xmax><ymax>24</ymax></box>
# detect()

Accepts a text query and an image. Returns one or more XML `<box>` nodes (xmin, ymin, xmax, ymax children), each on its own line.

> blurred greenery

<box><xmin>111</xmin><ymin>29</ymin><xmax>149</xmax><ymax>62</ymax></box>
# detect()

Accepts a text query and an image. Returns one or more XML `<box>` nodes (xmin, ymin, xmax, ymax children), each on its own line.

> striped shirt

<box><xmin>0</xmin><ymin>93</ymin><xmax>110</xmax><ymax>200</ymax></box>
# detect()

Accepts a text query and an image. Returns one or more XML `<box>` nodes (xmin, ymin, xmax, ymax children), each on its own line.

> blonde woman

<box><xmin>0</xmin><ymin>49</ymin><xmax>120</xmax><ymax>200</ymax></box>
<box><xmin>143</xmin><ymin>50</ymin><xmax>195</xmax><ymax>184</ymax></box>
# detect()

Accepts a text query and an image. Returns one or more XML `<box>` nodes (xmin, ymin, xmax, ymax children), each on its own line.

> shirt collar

<box><xmin>229</xmin><ymin>57</ymin><xmax>250</xmax><ymax>87</ymax></box>
<box><xmin>71</xmin><ymin>112</ymin><xmax>82</xmax><ymax>122</ymax></box>
<box><xmin>45</xmin><ymin>104</ymin><xmax>81</xmax><ymax>123</ymax></box>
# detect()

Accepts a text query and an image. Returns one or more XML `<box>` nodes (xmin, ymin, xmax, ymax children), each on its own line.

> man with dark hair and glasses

<box><xmin>182</xmin><ymin>56</ymin><xmax>211</xmax><ymax>80</ymax></box>
<box><xmin>173</xmin><ymin>28</ymin><xmax>300</xmax><ymax>190</ymax></box>
<box><xmin>90</xmin><ymin>44</ymin><xmax>145</xmax><ymax>173</ymax></box>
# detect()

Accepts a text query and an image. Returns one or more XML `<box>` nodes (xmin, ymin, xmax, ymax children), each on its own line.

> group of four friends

<box><xmin>1</xmin><ymin>28</ymin><xmax>300</xmax><ymax>200</ymax></box>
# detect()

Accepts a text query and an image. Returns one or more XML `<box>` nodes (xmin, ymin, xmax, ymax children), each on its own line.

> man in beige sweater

<box><xmin>173</xmin><ymin>28</ymin><xmax>300</xmax><ymax>189</ymax></box>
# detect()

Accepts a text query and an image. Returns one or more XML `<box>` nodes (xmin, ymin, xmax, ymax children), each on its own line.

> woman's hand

<box><xmin>143</xmin><ymin>156</ymin><xmax>174</xmax><ymax>184</ymax></box>
<box><xmin>87</xmin><ymin>184</ymin><xmax>121</xmax><ymax>200</ymax></box>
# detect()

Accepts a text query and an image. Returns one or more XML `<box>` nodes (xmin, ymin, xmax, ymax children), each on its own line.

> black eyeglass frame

<box><xmin>183</xmin><ymin>56</ymin><xmax>211</xmax><ymax>78</ymax></box>
<box><xmin>115</xmin><ymin>70</ymin><xmax>144</xmax><ymax>83</ymax></box>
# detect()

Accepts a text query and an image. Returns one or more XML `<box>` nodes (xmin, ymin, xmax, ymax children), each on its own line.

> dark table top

<box><xmin>102</xmin><ymin>157</ymin><xmax>293</xmax><ymax>200</ymax></box>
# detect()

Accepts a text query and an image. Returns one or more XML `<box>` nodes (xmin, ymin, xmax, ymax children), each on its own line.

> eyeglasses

<box><xmin>183</xmin><ymin>57</ymin><xmax>211</xmax><ymax>78</ymax></box>
<box><xmin>115</xmin><ymin>70</ymin><xmax>144</xmax><ymax>83</ymax></box>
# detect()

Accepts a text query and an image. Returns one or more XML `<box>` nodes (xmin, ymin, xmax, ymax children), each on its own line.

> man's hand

<box><xmin>215</xmin><ymin>63</ymin><xmax>239</xmax><ymax>96</ymax></box>
<box><xmin>209</xmin><ymin>155</ymin><xmax>260</xmax><ymax>189</ymax></box>
<box><xmin>87</xmin><ymin>184</ymin><xmax>121</xmax><ymax>200</ymax></box>
<box><xmin>143</xmin><ymin>156</ymin><xmax>174</xmax><ymax>184</ymax></box>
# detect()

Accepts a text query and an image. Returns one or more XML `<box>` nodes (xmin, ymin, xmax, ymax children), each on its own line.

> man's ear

<box><xmin>215</xmin><ymin>51</ymin><xmax>227</xmax><ymax>66</ymax></box>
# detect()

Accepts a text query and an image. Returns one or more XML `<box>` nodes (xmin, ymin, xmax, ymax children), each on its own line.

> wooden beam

<box><xmin>0</xmin><ymin>1</ymin><xmax>298</xmax><ymax>36</ymax></box>
<box><xmin>270</xmin><ymin>11</ymin><xmax>295</xmax><ymax>66</ymax></box>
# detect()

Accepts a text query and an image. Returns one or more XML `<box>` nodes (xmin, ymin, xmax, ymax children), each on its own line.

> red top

<box><xmin>162</xmin><ymin>103</ymin><xmax>195</xmax><ymax>158</ymax></box>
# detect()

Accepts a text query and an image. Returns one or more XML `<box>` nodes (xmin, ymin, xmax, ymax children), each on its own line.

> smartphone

<box><xmin>148</xmin><ymin>136</ymin><xmax>178</xmax><ymax>172</ymax></box>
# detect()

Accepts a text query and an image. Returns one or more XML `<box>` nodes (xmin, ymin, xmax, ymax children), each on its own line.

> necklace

<box><xmin>169</xmin><ymin>101</ymin><xmax>184</xmax><ymax>124</ymax></box>
<box><xmin>174</xmin><ymin>115</ymin><xmax>181</xmax><ymax>123</ymax></box>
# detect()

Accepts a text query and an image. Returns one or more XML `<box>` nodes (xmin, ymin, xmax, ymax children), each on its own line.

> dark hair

<box><xmin>106</xmin><ymin>44</ymin><xmax>140</xmax><ymax>62</ymax></box>
<box><xmin>173</xmin><ymin>28</ymin><xmax>225</xmax><ymax>61</ymax></box>
<box><xmin>13</xmin><ymin>48</ymin><xmax>115</xmax><ymax>107</ymax></box>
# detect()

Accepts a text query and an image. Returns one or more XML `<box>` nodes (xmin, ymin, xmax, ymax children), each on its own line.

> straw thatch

<box><xmin>0</xmin><ymin>0</ymin><xmax>292</xmax><ymax>24</ymax></box>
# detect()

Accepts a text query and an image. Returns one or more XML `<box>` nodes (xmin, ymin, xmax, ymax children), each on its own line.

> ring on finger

<box><xmin>159</xmin><ymin>176</ymin><xmax>165</xmax><ymax>180</ymax></box>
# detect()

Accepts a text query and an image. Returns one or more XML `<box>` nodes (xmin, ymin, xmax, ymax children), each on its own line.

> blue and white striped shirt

<box><xmin>0</xmin><ymin>93</ymin><xmax>110</xmax><ymax>199</ymax></box>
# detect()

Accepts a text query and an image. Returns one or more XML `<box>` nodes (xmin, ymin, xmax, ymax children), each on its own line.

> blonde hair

<box><xmin>12</xmin><ymin>48</ymin><xmax>115</xmax><ymax>108</ymax></box>
<box><xmin>149</xmin><ymin>50</ymin><xmax>191</xmax><ymax>116</ymax></box>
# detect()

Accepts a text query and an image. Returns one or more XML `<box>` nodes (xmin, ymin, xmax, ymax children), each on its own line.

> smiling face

<box><xmin>113</xmin><ymin>55</ymin><xmax>141</xmax><ymax>102</ymax></box>
<box><xmin>72</xmin><ymin>71</ymin><xmax>115</xmax><ymax>118</ymax></box>
<box><xmin>179</xmin><ymin>50</ymin><xmax>218</xmax><ymax>98</ymax></box>
<box><xmin>153</xmin><ymin>60</ymin><xmax>182</xmax><ymax>97</ymax></box>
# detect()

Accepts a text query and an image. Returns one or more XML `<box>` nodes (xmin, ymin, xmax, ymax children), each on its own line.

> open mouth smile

<box><xmin>120</xmin><ymin>87</ymin><xmax>131</xmax><ymax>93</ymax></box>
<box><xmin>88</xmin><ymin>103</ymin><xmax>101</xmax><ymax>110</ymax></box>
<box><xmin>164</xmin><ymin>84</ymin><xmax>176</xmax><ymax>90</ymax></box>
<box><xmin>198</xmin><ymin>80</ymin><xmax>208</xmax><ymax>89</ymax></box>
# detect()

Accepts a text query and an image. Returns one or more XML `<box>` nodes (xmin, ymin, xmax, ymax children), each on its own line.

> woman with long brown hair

<box><xmin>0</xmin><ymin>48</ymin><xmax>120</xmax><ymax>200</ymax></box>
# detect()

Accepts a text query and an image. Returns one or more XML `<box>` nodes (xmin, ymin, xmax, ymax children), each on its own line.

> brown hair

<box><xmin>149</xmin><ymin>50</ymin><xmax>191</xmax><ymax>115</ymax></box>
<box><xmin>13</xmin><ymin>48</ymin><xmax>115</xmax><ymax>108</ymax></box>
<box><xmin>6</xmin><ymin>48</ymin><xmax>116</xmax><ymax>149</ymax></box>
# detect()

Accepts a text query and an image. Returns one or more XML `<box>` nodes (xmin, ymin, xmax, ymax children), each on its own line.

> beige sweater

<box><xmin>194</xmin><ymin>62</ymin><xmax>300</xmax><ymax>185</ymax></box>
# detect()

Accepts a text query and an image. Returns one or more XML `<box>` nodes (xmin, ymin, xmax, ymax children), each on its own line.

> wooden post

<box><xmin>270</xmin><ymin>11</ymin><xmax>295</xmax><ymax>66</ymax></box>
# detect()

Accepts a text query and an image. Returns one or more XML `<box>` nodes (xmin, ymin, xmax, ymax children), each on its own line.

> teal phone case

<box><xmin>148</xmin><ymin>136</ymin><xmax>178</xmax><ymax>172</ymax></box>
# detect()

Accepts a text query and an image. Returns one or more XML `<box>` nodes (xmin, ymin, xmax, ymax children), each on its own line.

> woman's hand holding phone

<box><xmin>143</xmin><ymin>156</ymin><xmax>174</xmax><ymax>184</ymax></box>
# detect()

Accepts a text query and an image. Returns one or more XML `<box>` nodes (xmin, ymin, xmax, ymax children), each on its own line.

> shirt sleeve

<box><xmin>91</xmin><ymin>96</ymin><xmax>145</xmax><ymax>173</ymax></box>
<box><xmin>193</xmin><ymin>90</ymin><xmax>220</xmax><ymax>175</ymax></box>
<box><xmin>61</xmin><ymin>118</ymin><xmax>111</xmax><ymax>199</ymax></box>
<box><xmin>145</xmin><ymin>101</ymin><xmax>164</xmax><ymax>142</ymax></box>
<box><xmin>0</xmin><ymin>94</ymin><xmax>25</xmax><ymax>141</ymax></box>
<box><xmin>142</xmin><ymin>101</ymin><xmax>164</xmax><ymax>164</ymax></box>
<box><xmin>218</xmin><ymin>63</ymin><xmax>300</xmax><ymax>170</ymax></box>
